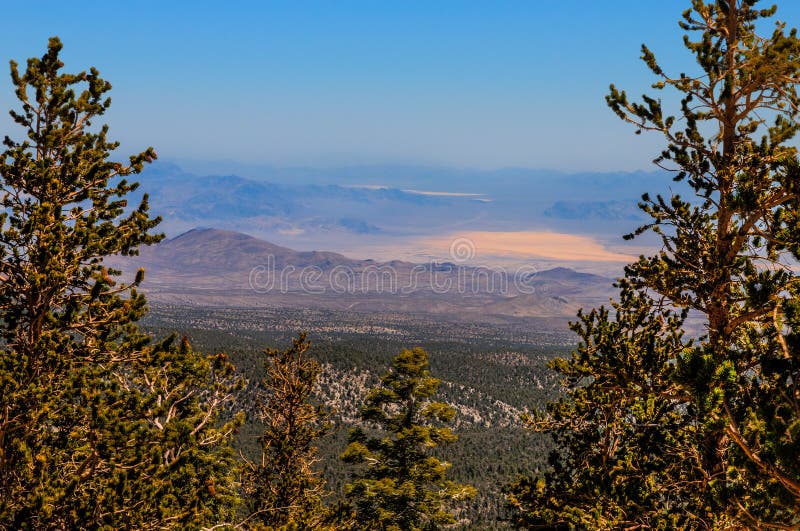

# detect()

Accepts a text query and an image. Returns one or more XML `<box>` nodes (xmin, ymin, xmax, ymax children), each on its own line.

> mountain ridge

<box><xmin>113</xmin><ymin>228</ymin><xmax>616</xmax><ymax>323</ymax></box>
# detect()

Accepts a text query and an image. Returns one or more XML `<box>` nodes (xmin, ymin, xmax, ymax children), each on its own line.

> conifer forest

<box><xmin>2</xmin><ymin>1</ymin><xmax>800</xmax><ymax>529</ymax></box>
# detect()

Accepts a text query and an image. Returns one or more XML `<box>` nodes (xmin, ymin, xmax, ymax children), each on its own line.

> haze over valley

<box><xmin>133</xmin><ymin>161</ymin><xmax>679</xmax><ymax>281</ymax></box>
<box><xmin>113</xmin><ymin>227</ymin><xmax>616</xmax><ymax>324</ymax></box>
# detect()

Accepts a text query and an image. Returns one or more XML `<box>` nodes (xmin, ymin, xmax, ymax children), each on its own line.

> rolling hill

<box><xmin>112</xmin><ymin>228</ymin><xmax>616</xmax><ymax>323</ymax></box>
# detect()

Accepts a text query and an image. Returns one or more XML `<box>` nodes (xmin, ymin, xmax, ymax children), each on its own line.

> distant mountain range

<box><xmin>126</xmin><ymin>162</ymin><xmax>683</xmax><ymax>272</ymax></box>
<box><xmin>134</xmin><ymin>162</ymin><xmax>496</xmax><ymax>239</ymax></box>
<box><xmin>112</xmin><ymin>228</ymin><xmax>616</xmax><ymax>324</ymax></box>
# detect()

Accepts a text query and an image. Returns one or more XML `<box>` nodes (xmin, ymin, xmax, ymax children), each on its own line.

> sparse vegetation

<box><xmin>244</xmin><ymin>333</ymin><xmax>333</xmax><ymax>529</ymax></box>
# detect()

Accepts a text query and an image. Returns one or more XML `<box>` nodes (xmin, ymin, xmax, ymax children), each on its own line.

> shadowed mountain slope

<box><xmin>113</xmin><ymin>228</ymin><xmax>616</xmax><ymax>323</ymax></box>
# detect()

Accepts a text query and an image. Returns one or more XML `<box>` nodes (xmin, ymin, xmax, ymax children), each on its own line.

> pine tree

<box><xmin>509</xmin><ymin>0</ymin><xmax>800</xmax><ymax>527</ymax></box>
<box><xmin>506</xmin><ymin>289</ymin><xmax>705</xmax><ymax>528</ymax></box>
<box><xmin>120</xmin><ymin>336</ymin><xmax>244</xmax><ymax>529</ymax></box>
<box><xmin>0</xmin><ymin>38</ymin><xmax>243</xmax><ymax>529</ymax></box>
<box><xmin>341</xmin><ymin>347</ymin><xmax>475</xmax><ymax>531</ymax></box>
<box><xmin>245</xmin><ymin>333</ymin><xmax>332</xmax><ymax>530</ymax></box>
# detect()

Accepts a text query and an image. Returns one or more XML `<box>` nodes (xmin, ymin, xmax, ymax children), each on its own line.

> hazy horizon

<box><xmin>5</xmin><ymin>2</ymin><xmax>799</xmax><ymax>172</ymax></box>
<box><xmin>125</xmin><ymin>159</ymin><xmax>667</xmax><ymax>277</ymax></box>
<box><xmin>2</xmin><ymin>2</ymin><xmax>788</xmax><ymax>277</ymax></box>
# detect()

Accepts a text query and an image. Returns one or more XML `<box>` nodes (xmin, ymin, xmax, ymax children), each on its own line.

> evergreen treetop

<box><xmin>342</xmin><ymin>347</ymin><xmax>475</xmax><ymax>531</ymax></box>
<box><xmin>509</xmin><ymin>1</ymin><xmax>800</xmax><ymax>527</ymax></box>
<box><xmin>0</xmin><ymin>37</ymin><xmax>243</xmax><ymax>530</ymax></box>
<box><xmin>245</xmin><ymin>333</ymin><xmax>333</xmax><ymax>530</ymax></box>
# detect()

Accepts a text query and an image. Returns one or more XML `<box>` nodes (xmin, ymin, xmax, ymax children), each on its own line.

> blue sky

<box><xmin>2</xmin><ymin>1</ymin><xmax>800</xmax><ymax>171</ymax></box>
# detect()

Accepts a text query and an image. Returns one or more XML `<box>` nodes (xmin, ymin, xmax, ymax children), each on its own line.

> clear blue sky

<box><xmin>2</xmin><ymin>1</ymin><xmax>799</xmax><ymax>171</ymax></box>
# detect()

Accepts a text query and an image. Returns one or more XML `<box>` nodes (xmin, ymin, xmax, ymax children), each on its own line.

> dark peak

<box><xmin>162</xmin><ymin>228</ymin><xmax>296</xmax><ymax>257</ymax></box>
<box><xmin>155</xmin><ymin>227</ymin><xmax>357</xmax><ymax>269</ymax></box>
<box><xmin>167</xmin><ymin>227</ymin><xmax>259</xmax><ymax>243</ymax></box>
<box><xmin>545</xmin><ymin>266</ymin><xmax>574</xmax><ymax>274</ymax></box>
<box><xmin>536</xmin><ymin>266</ymin><xmax>607</xmax><ymax>281</ymax></box>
